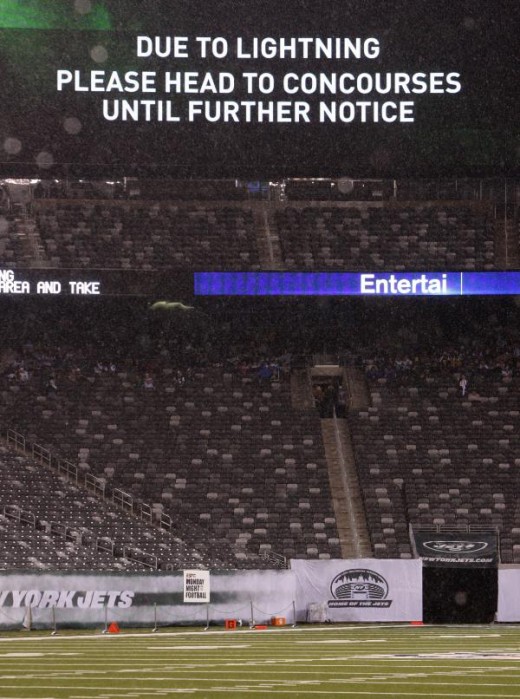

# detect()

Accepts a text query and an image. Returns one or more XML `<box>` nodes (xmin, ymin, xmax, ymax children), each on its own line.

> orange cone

<box><xmin>108</xmin><ymin>622</ymin><xmax>120</xmax><ymax>633</ymax></box>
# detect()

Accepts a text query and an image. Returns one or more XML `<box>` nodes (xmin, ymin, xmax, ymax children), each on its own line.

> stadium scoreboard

<box><xmin>0</xmin><ymin>0</ymin><xmax>518</xmax><ymax>177</ymax></box>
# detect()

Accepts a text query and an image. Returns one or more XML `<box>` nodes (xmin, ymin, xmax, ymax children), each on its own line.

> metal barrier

<box><xmin>113</xmin><ymin>488</ymin><xmax>133</xmax><ymax>513</ymax></box>
<box><xmin>6</xmin><ymin>429</ymin><xmax>26</xmax><ymax>452</ymax></box>
<box><xmin>138</xmin><ymin>502</ymin><xmax>153</xmax><ymax>524</ymax></box>
<box><xmin>159</xmin><ymin>512</ymin><xmax>172</xmax><ymax>531</ymax></box>
<box><xmin>97</xmin><ymin>537</ymin><xmax>115</xmax><ymax>555</ymax></box>
<box><xmin>4</xmin><ymin>504</ymin><xmax>21</xmax><ymax>521</ymax></box>
<box><xmin>259</xmin><ymin>550</ymin><xmax>288</xmax><ymax>569</ymax></box>
<box><xmin>58</xmin><ymin>459</ymin><xmax>78</xmax><ymax>483</ymax></box>
<box><xmin>50</xmin><ymin>521</ymin><xmax>67</xmax><ymax>538</ymax></box>
<box><xmin>32</xmin><ymin>443</ymin><xmax>51</xmax><ymax>467</ymax></box>
<box><xmin>123</xmin><ymin>547</ymin><xmax>158</xmax><ymax>570</ymax></box>
<box><xmin>85</xmin><ymin>472</ymin><xmax>106</xmax><ymax>498</ymax></box>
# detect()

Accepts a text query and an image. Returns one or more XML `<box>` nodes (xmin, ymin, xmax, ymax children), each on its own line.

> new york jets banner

<box><xmin>497</xmin><ymin>567</ymin><xmax>520</xmax><ymax>622</ymax></box>
<box><xmin>291</xmin><ymin>559</ymin><xmax>422</xmax><ymax>622</ymax></box>
<box><xmin>0</xmin><ymin>570</ymin><xmax>295</xmax><ymax>629</ymax></box>
<box><xmin>412</xmin><ymin>531</ymin><xmax>497</xmax><ymax>567</ymax></box>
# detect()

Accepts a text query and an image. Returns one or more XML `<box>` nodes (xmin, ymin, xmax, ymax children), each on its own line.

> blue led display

<box><xmin>194</xmin><ymin>272</ymin><xmax>520</xmax><ymax>296</ymax></box>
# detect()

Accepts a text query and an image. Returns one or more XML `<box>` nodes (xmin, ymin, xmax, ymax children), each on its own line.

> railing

<box><xmin>4</xmin><ymin>504</ymin><xmax>22</xmax><ymax>522</ymax></box>
<box><xmin>412</xmin><ymin>523</ymin><xmax>500</xmax><ymax>533</ymax></box>
<box><xmin>138</xmin><ymin>502</ymin><xmax>153</xmax><ymax>524</ymax></box>
<box><xmin>113</xmin><ymin>488</ymin><xmax>133</xmax><ymax>513</ymax></box>
<box><xmin>50</xmin><ymin>521</ymin><xmax>67</xmax><ymax>538</ymax></box>
<box><xmin>159</xmin><ymin>512</ymin><xmax>172</xmax><ymax>531</ymax></box>
<box><xmin>97</xmin><ymin>537</ymin><xmax>115</xmax><ymax>555</ymax></box>
<box><xmin>32</xmin><ymin>443</ymin><xmax>51</xmax><ymax>467</ymax></box>
<box><xmin>85</xmin><ymin>473</ymin><xmax>106</xmax><ymax>498</ymax></box>
<box><xmin>3</xmin><ymin>427</ymin><xmax>258</xmax><ymax>570</ymax></box>
<box><xmin>259</xmin><ymin>550</ymin><xmax>288</xmax><ymax>569</ymax></box>
<box><xmin>123</xmin><ymin>547</ymin><xmax>158</xmax><ymax>570</ymax></box>
<box><xmin>58</xmin><ymin>459</ymin><xmax>78</xmax><ymax>483</ymax></box>
<box><xmin>3</xmin><ymin>428</ymin><xmax>174</xmax><ymax>568</ymax></box>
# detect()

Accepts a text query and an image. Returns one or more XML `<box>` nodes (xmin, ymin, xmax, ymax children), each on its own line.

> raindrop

<box><xmin>90</xmin><ymin>45</ymin><xmax>108</xmax><ymax>63</ymax></box>
<box><xmin>3</xmin><ymin>137</ymin><xmax>22</xmax><ymax>155</ymax></box>
<box><xmin>64</xmin><ymin>117</ymin><xmax>82</xmax><ymax>135</ymax></box>
<box><xmin>36</xmin><ymin>151</ymin><xmax>54</xmax><ymax>169</ymax></box>
<box><xmin>74</xmin><ymin>0</ymin><xmax>92</xmax><ymax>15</ymax></box>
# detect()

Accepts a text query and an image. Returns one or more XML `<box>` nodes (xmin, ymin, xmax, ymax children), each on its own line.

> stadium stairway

<box><xmin>343</xmin><ymin>366</ymin><xmax>371</xmax><ymax>410</ymax></box>
<box><xmin>493</xmin><ymin>210</ymin><xmax>519</xmax><ymax>268</ymax></box>
<box><xmin>10</xmin><ymin>215</ymin><xmax>49</xmax><ymax>268</ymax></box>
<box><xmin>251</xmin><ymin>203</ymin><xmax>284</xmax><ymax>269</ymax></box>
<box><xmin>290</xmin><ymin>368</ymin><xmax>315</xmax><ymax>410</ymax></box>
<box><xmin>320</xmin><ymin>418</ymin><xmax>372</xmax><ymax>558</ymax></box>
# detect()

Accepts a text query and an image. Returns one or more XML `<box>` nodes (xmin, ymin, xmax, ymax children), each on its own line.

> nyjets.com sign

<box><xmin>413</xmin><ymin>531</ymin><xmax>497</xmax><ymax>568</ymax></box>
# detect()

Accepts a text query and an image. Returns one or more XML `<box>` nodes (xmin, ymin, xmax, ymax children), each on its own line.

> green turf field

<box><xmin>0</xmin><ymin>624</ymin><xmax>519</xmax><ymax>698</ymax></box>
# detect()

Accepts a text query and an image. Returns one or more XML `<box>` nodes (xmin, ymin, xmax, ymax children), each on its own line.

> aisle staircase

<box><xmin>252</xmin><ymin>202</ymin><xmax>283</xmax><ymax>269</ymax></box>
<box><xmin>11</xmin><ymin>213</ymin><xmax>49</xmax><ymax>267</ymax></box>
<box><xmin>495</xmin><ymin>214</ymin><xmax>519</xmax><ymax>269</ymax></box>
<box><xmin>321</xmin><ymin>418</ymin><xmax>372</xmax><ymax>558</ymax></box>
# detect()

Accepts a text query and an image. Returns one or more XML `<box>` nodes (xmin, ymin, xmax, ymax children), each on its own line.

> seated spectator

<box><xmin>143</xmin><ymin>373</ymin><xmax>155</xmax><ymax>390</ymax></box>
<box><xmin>46</xmin><ymin>376</ymin><xmax>58</xmax><ymax>393</ymax></box>
<box><xmin>258</xmin><ymin>361</ymin><xmax>273</xmax><ymax>381</ymax></box>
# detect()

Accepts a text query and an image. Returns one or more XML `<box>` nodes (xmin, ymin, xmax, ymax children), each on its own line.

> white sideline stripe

<box><xmin>0</xmin><ymin>652</ymin><xmax>80</xmax><ymax>657</ymax></box>
<box><xmin>0</xmin><ymin>624</ymin><xmax>412</xmax><ymax>642</ymax></box>
<box><xmin>296</xmin><ymin>639</ymin><xmax>387</xmax><ymax>644</ymax></box>
<box><xmin>0</xmin><ymin>624</ymin><xmax>518</xmax><ymax>644</ymax></box>
<box><xmin>62</xmin><ymin>690</ymin><xmax>520</xmax><ymax>698</ymax></box>
<box><xmin>436</xmin><ymin>634</ymin><xmax>501</xmax><ymax>639</ymax></box>
<box><xmin>153</xmin><ymin>644</ymin><xmax>251</xmax><ymax>650</ymax></box>
<box><xmin>197</xmin><ymin>690</ymin><xmax>520</xmax><ymax>697</ymax></box>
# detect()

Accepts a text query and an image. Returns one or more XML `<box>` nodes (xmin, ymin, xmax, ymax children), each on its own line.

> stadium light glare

<box><xmin>0</xmin><ymin>0</ymin><xmax>111</xmax><ymax>29</ymax></box>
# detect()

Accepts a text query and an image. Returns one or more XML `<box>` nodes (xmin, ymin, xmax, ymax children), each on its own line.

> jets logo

<box><xmin>328</xmin><ymin>569</ymin><xmax>391</xmax><ymax>608</ymax></box>
<box><xmin>423</xmin><ymin>541</ymin><xmax>488</xmax><ymax>554</ymax></box>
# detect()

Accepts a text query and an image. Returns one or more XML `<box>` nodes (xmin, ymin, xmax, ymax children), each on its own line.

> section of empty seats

<box><xmin>0</xmin><ymin>369</ymin><xmax>340</xmax><ymax>565</ymax></box>
<box><xmin>34</xmin><ymin>202</ymin><xmax>260</xmax><ymax>270</ymax></box>
<box><xmin>0</xmin><ymin>215</ymin><xmax>36</xmax><ymax>268</ymax></box>
<box><xmin>275</xmin><ymin>204</ymin><xmax>495</xmax><ymax>270</ymax></box>
<box><xmin>349</xmin><ymin>375</ymin><xmax>520</xmax><ymax>561</ymax></box>
<box><xmin>0</xmin><ymin>445</ymin><xmax>207</xmax><ymax>571</ymax></box>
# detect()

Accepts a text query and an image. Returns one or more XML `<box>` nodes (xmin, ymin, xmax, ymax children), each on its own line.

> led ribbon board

<box><xmin>194</xmin><ymin>272</ymin><xmax>520</xmax><ymax>296</ymax></box>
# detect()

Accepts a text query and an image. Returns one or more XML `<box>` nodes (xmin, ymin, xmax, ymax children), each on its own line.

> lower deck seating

<box><xmin>349</xmin><ymin>374</ymin><xmax>520</xmax><ymax>561</ymax></box>
<box><xmin>0</xmin><ymin>445</ymin><xmax>208</xmax><ymax>571</ymax></box>
<box><xmin>0</xmin><ymin>367</ymin><xmax>341</xmax><ymax>564</ymax></box>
